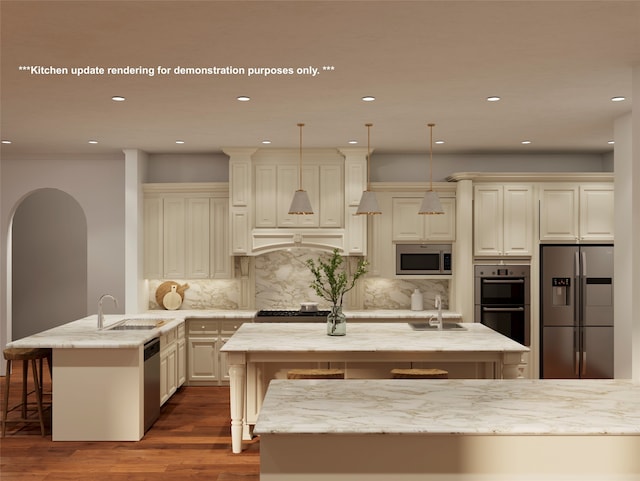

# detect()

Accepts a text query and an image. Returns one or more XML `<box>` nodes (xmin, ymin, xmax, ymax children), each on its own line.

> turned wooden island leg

<box><xmin>227</xmin><ymin>360</ymin><xmax>246</xmax><ymax>453</ymax></box>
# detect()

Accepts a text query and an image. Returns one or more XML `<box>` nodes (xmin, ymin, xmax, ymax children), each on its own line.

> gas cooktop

<box><xmin>255</xmin><ymin>310</ymin><xmax>330</xmax><ymax>322</ymax></box>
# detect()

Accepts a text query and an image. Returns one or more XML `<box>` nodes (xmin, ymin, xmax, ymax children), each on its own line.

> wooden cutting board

<box><xmin>155</xmin><ymin>281</ymin><xmax>189</xmax><ymax>309</ymax></box>
<box><xmin>163</xmin><ymin>285</ymin><xmax>182</xmax><ymax>310</ymax></box>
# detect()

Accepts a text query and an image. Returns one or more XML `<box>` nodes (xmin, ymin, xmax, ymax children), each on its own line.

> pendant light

<box><xmin>356</xmin><ymin>123</ymin><xmax>381</xmax><ymax>215</ymax></box>
<box><xmin>288</xmin><ymin>123</ymin><xmax>314</xmax><ymax>215</ymax></box>
<box><xmin>418</xmin><ymin>123</ymin><xmax>444</xmax><ymax>215</ymax></box>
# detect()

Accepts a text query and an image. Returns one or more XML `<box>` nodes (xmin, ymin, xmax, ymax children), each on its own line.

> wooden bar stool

<box><xmin>391</xmin><ymin>368</ymin><xmax>449</xmax><ymax>379</ymax></box>
<box><xmin>2</xmin><ymin>347</ymin><xmax>52</xmax><ymax>437</ymax></box>
<box><xmin>287</xmin><ymin>368</ymin><xmax>345</xmax><ymax>379</ymax></box>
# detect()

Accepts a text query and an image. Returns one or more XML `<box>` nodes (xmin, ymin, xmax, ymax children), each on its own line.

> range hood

<box><xmin>251</xmin><ymin>228</ymin><xmax>346</xmax><ymax>254</ymax></box>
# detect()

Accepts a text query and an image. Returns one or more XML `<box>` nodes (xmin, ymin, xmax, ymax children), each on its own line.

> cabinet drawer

<box><xmin>221</xmin><ymin>320</ymin><xmax>243</xmax><ymax>333</ymax></box>
<box><xmin>188</xmin><ymin>319</ymin><xmax>219</xmax><ymax>335</ymax></box>
<box><xmin>161</xmin><ymin>327</ymin><xmax>177</xmax><ymax>349</ymax></box>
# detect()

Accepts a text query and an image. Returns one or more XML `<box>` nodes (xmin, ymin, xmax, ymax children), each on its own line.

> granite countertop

<box><xmin>221</xmin><ymin>322</ymin><xmax>528</xmax><ymax>353</ymax></box>
<box><xmin>255</xmin><ymin>379</ymin><xmax>640</xmax><ymax>436</ymax></box>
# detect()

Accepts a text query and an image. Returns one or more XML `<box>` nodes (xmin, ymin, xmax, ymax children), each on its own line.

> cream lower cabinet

<box><xmin>539</xmin><ymin>183</ymin><xmax>614</xmax><ymax>242</ymax></box>
<box><xmin>186</xmin><ymin>319</ymin><xmax>244</xmax><ymax>386</ymax></box>
<box><xmin>160</xmin><ymin>323</ymin><xmax>186</xmax><ymax>406</ymax></box>
<box><xmin>474</xmin><ymin>184</ymin><xmax>533</xmax><ymax>256</ymax></box>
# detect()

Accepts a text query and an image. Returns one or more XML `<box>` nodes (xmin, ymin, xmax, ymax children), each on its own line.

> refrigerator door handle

<box><xmin>574</xmin><ymin>329</ymin><xmax>580</xmax><ymax>377</ymax></box>
<box><xmin>581</xmin><ymin>351</ymin><xmax>587</xmax><ymax>377</ymax></box>
<box><xmin>581</xmin><ymin>251</ymin><xmax>587</xmax><ymax>277</ymax></box>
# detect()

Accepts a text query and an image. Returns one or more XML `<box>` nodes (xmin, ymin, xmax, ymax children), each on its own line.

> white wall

<box><xmin>1</xmin><ymin>155</ymin><xmax>126</xmax><ymax>369</ymax></box>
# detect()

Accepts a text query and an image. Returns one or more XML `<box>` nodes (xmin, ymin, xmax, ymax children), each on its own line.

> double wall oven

<box><xmin>474</xmin><ymin>265</ymin><xmax>530</xmax><ymax>346</ymax></box>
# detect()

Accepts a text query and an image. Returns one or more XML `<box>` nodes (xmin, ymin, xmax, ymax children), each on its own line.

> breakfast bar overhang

<box><xmin>221</xmin><ymin>322</ymin><xmax>529</xmax><ymax>453</ymax></box>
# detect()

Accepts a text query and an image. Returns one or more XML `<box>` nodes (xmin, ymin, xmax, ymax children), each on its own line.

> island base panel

<box><xmin>260</xmin><ymin>433</ymin><xmax>640</xmax><ymax>480</ymax></box>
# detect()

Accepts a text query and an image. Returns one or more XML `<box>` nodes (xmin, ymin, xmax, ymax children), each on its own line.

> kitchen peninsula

<box><xmin>5</xmin><ymin>310</ymin><xmax>256</xmax><ymax>441</ymax></box>
<box><xmin>221</xmin><ymin>321</ymin><xmax>528</xmax><ymax>453</ymax></box>
<box><xmin>255</xmin><ymin>379</ymin><xmax>640</xmax><ymax>480</ymax></box>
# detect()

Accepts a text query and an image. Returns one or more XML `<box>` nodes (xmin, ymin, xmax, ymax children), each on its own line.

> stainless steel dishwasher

<box><xmin>143</xmin><ymin>337</ymin><xmax>161</xmax><ymax>432</ymax></box>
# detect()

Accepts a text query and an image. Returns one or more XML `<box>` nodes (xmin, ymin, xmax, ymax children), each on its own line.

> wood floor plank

<box><xmin>0</xmin><ymin>363</ymin><xmax>260</xmax><ymax>480</ymax></box>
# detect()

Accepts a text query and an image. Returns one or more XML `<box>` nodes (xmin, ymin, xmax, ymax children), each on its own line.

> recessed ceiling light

<box><xmin>1</xmin><ymin>140</ymin><xmax>12</xmax><ymax>144</ymax></box>
<box><xmin>175</xmin><ymin>140</ymin><xmax>185</xmax><ymax>144</ymax></box>
<box><xmin>361</xmin><ymin>96</ymin><xmax>376</xmax><ymax>102</ymax></box>
<box><xmin>111</xmin><ymin>95</ymin><xmax>126</xmax><ymax>102</ymax></box>
<box><xmin>88</xmin><ymin>140</ymin><xmax>98</xmax><ymax>144</ymax></box>
<box><xmin>435</xmin><ymin>140</ymin><xmax>445</xmax><ymax>145</ymax></box>
<box><xmin>261</xmin><ymin>140</ymin><xmax>271</xmax><ymax>144</ymax></box>
<box><xmin>348</xmin><ymin>140</ymin><xmax>358</xmax><ymax>145</ymax></box>
<box><xmin>237</xmin><ymin>96</ymin><xmax>251</xmax><ymax>102</ymax></box>
<box><xmin>521</xmin><ymin>140</ymin><xmax>532</xmax><ymax>145</ymax></box>
<box><xmin>608</xmin><ymin>140</ymin><xmax>615</xmax><ymax>145</ymax></box>
<box><xmin>611</xmin><ymin>96</ymin><xmax>626</xmax><ymax>102</ymax></box>
<box><xmin>486</xmin><ymin>96</ymin><xmax>501</xmax><ymax>102</ymax></box>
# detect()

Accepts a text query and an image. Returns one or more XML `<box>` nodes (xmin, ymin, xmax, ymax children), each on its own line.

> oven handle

<box><xmin>481</xmin><ymin>307</ymin><xmax>525</xmax><ymax>312</ymax></box>
<box><xmin>481</xmin><ymin>279</ymin><xmax>525</xmax><ymax>284</ymax></box>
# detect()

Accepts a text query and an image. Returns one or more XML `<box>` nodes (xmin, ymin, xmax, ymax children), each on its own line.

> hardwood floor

<box><xmin>0</xmin><ymin>362</ymin><xmax>260</xmax><ymax>480</ymax></box>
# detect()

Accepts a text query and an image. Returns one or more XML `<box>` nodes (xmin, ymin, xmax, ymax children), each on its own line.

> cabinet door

<box><xmin>579</xmin><ymin>185</ymin><xmax>614</xmax><ymax>241</ymax></box>
<box><xmin>144</xmin><ymin>197</ymin><xmax>163</xmax><ymax>278</ymax></box>
<box><xmin>186</xmin><ymin>197</ymin><xmax>210</xmax><ymax>278</ymax></box>
<box><xmin>391</xmin><ymin>198</ymin><xmax>423</xmax><ymax>241</ymax></box>
<box><xmin>539</xmin><ymin>185</ymin><xmax>579</xmax><ymax>241</ymax></box>
<box><xmin>177</xmin><ymin>338</ymin><xmax>186</xmax><ymax>387</ymax></box>
<box><xmin>210</xmin><ymin>198</ymin><xmax>230</xmax><ymax>278</ymax></box>
<box><xmin>319</xmin><ymin>164</ymin><xmax>343</xmax><ymax>227</ymax></box>
<box><xmin>503</xmin><ymin>185</ymin><xmax>533</xmax><ymax>255</ymax></box>
<box><xmin>166</xmin><ymin>344</ymin><xmax>178</xmax><ymax>398</ymax></box>
<box><xmin>255</xmin><ymin>164</ymin><xmax>277</xmax><ymax>227</ymax></box>
<box><xmin>474</xmin><ymin>185</ymin><xmax>503</xmax><ymax>256</ymax></box>
<box><xmin>160</xmin><ymin>350</ymin><xmax>169</xmax><ymax>405</ymax></box>
<box><xmin>424</xmin><ymin>197</ymin><xmax>456</xmax><ymax>241</ymax></box>
<box><xmin>163</xmin><ymin>197</ymin><xmax>186</xmax><ymax>278</ymax></box>
<box><xmin>188</xmin><ymin>337</ymin><xmax>218</xmax><ymax>382</ymax></box>
<box><xmin>231</xmin><ymin>210</ymin><xmax>249</xmax><ymax>254</ymax></box>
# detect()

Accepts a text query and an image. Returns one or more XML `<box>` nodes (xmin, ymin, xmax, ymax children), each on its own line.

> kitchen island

<box><xmin>221</xmin><ymin>322</ymin><xmax>528</xmax><ymax>453</ymax></box>
<box><xmin>255</xmin><ymin>379</ymin><xmax>640</xmax><ymax>480</ymax></box>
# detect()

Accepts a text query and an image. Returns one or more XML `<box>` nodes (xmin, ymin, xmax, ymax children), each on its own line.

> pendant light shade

<box><xmin>288</xmin><ymin>123</ymin><xmax>314</xmax><ymax>215</ymax></box>
<box><xmin>356</xmin><ymin>123</ymin><xmax>381</xmax><ymax>215</ymax></box>
<box><xmin>418</xmin><ymin>123</ymin><xmax>444</xmax><ymax>215</ymax></box>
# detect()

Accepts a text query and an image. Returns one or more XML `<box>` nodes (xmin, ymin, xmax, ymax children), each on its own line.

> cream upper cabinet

<box><xmin>539</xmin><ymin>183</ymin><xmax>613</xmax><ymax>242</ymax></box>
<box><xmin>144</xmin><ymin>184</ymin><xmax>231</xmax><ymax>279</ymax></box>
<box><xmin>277</xmin><ymin>165</ymin><xmax>320</xmax><ymax>227</ymax></box>
<box><xmin>474</xmin><ymin>184</ymin><xmax>533</xmax><ymax>256</ymax></box>
<box><xmin>392</xmin><ymin>196</ymin><xmax>456</xmax><ymax>242</ymax></box>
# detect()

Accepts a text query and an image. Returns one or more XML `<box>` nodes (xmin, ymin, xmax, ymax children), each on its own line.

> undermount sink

<box><xmin>409</xmin><ymin>322</ymin><xmax>467</xmax><ymax>331</ymax></box>
<box><xmin>105</xmin><ymin>318</ymin><xmax>167</xmax><ymax>331</ymax></box>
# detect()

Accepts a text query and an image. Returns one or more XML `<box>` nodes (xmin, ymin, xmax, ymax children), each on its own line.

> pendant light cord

<box><xmin>297</xmin><ymin>123</ymin><xmax>304</xmax><ymax>189</ymax></box>
<box><xmin>428</xmin><ymin>123</ymin><xmax>435</xmax><ymax>192</ymax></box>
<box><xmin>366</xmin><ymin>123</ymin><xmax>372</xmax><ymax>191</ymax></box>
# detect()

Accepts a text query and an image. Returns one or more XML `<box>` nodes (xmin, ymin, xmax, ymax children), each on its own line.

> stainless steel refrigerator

<box><xmin>541</xmin><ymin>245</ymin><xmax>614</xmax><ymax>379</ymax></box>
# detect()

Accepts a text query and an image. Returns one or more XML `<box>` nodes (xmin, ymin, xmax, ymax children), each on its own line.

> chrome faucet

<box><xmin>97</xmin><ymin>294</ymin><xmax>118</xmax><ymax>329</ymax></box>
<box><xmin>429</xmin><ymin>295</ymin><xmax>444</xmax><ymax>329</ymax></box>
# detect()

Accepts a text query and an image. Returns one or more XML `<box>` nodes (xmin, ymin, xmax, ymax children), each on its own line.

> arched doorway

<box><xmin>11</xmin><ymin>188</ymin><xmax>87</xmax><ymax>340</ymax></box>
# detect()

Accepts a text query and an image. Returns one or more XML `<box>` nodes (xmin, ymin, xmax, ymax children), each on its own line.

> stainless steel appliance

<box><xmin>474</xmin><ymin>265</ymin><xmax>530</xmax><ymax>346</ymax></box>
<box><xmin>143</xmin><ymin>337</ymin><xmax>161</xmax><ymax>432</ymax></box>
<box><xmin>541</xmin><ymin>245</ymin><xmax>614</xmax><ymax>379</ymax></box>
<box><xmin>396</xmin><ymin>244</ymin><xmax>452</xmax><ymax>275</ymax></box>
<box><xmin>255</xmin><ymin>310</ymin><xmax>331</xmax><ymax>322</ymax></box>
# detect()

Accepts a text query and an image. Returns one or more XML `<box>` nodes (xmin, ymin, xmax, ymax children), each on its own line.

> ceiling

<box><xmin>1</xmin><ymin>0</ymin><xmax>638</xmax><ymax>157</ymax></box>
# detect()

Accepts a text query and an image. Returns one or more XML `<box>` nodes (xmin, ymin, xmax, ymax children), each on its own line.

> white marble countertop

<box><xmin>255</xmin><ymin>379</ymin><xmax>640</xmax><ymax>436</ymax></box>
<box><xmin>344</xmin><ymin>309</ymin><xmax>461</xmax><ymax>320</ymax></box>
<box><xmin>222</xmin><ymin>322</ymin><xmax>528</xmax><ymax>353</ymax></box>
<box><xmin>5</xmin><ymin>313</ymin><xmax>187</xmax><ymax>349</ymax></box>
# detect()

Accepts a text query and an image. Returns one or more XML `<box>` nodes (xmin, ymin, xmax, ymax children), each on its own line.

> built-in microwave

<box><xmin>395</xmin><ymin>244</ymin><xmax>452</xmax><ymax>275</ymax></box>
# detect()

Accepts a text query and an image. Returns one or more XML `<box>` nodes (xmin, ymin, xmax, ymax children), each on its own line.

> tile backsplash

<box><xmin>149</xmin><ymin>248</ymin><xmax>449</xmax><ymax>311</ymax></box>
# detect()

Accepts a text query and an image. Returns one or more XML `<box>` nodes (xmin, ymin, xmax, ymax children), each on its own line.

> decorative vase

<box><xmin>327</xmin><ymin>305</ymin><xmax>346</xmax><ymax>336</ymax></box>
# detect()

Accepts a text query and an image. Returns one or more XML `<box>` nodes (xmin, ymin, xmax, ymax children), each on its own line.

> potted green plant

<box><xmin>306</xmin><ymin>248</ymin><xmax>368</xmax><ymax>335</ymax></box>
